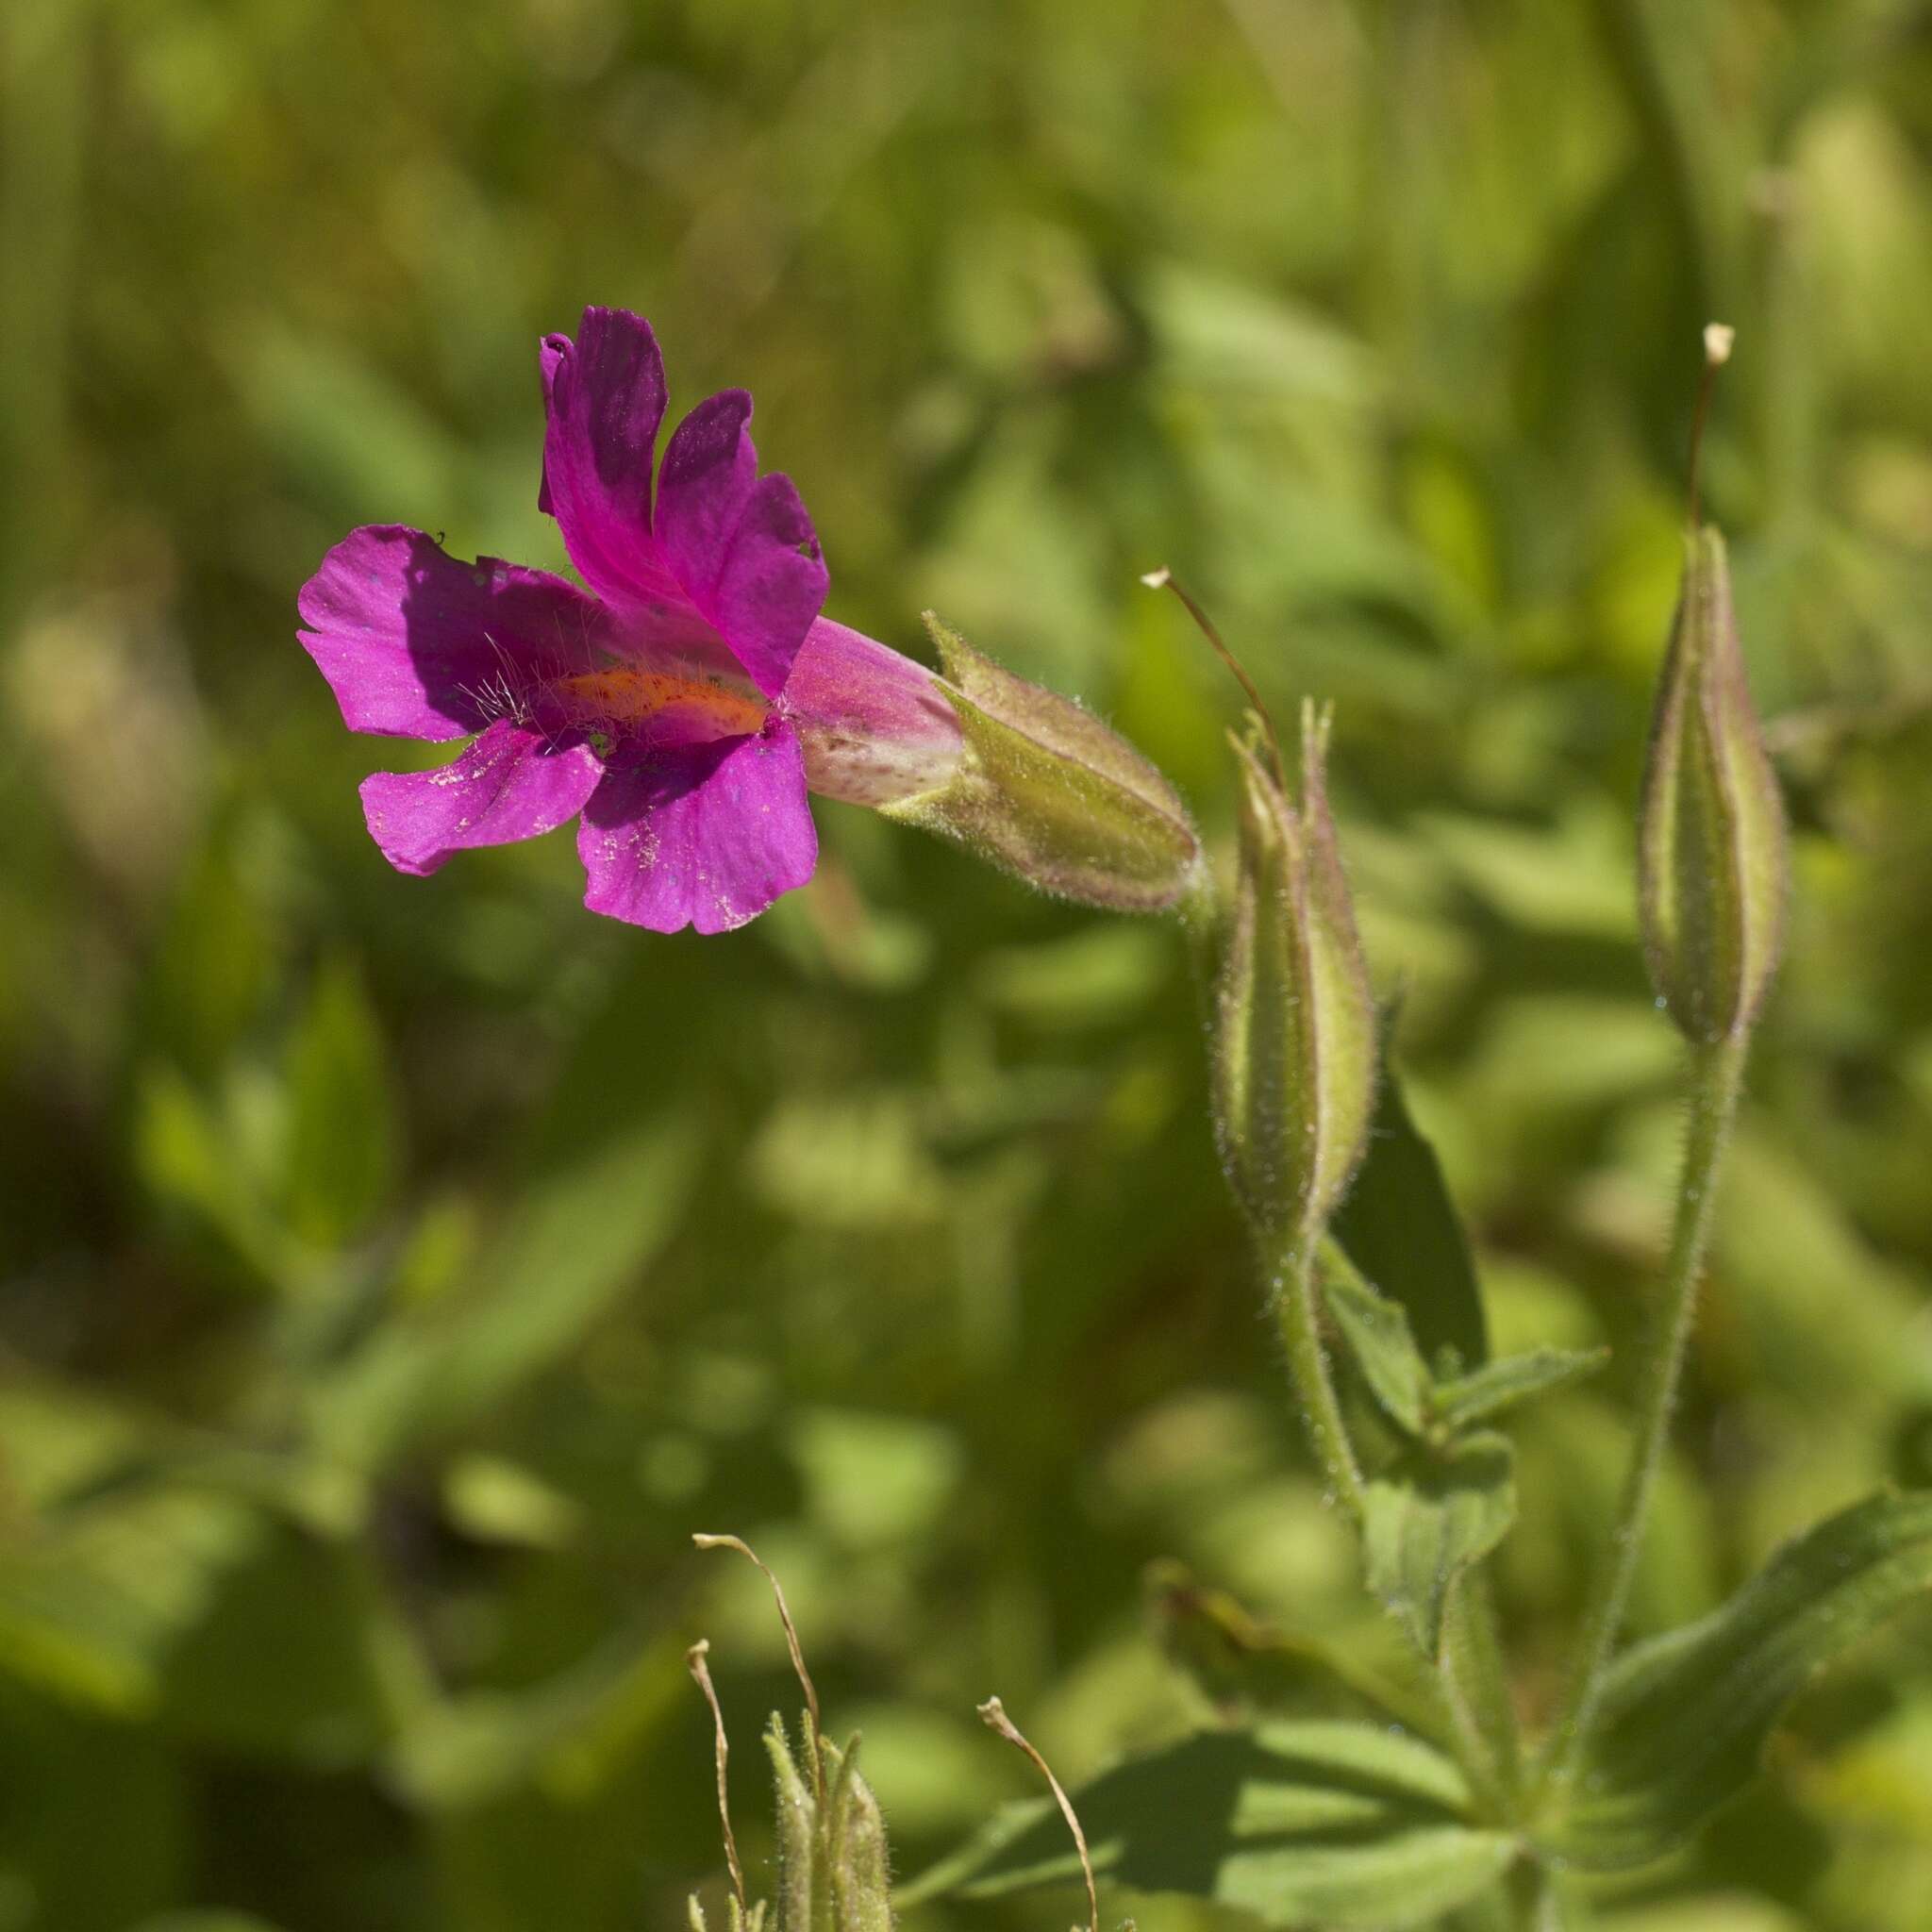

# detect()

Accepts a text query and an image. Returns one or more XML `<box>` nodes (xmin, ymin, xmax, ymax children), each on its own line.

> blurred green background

<box><xmin>5</xmin><ymin>1</ymin><xmax>1932</xmax><ymax>1927</ymax></box>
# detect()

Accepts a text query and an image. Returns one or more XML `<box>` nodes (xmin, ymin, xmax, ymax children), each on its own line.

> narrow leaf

<box><xmin>283</xmin><ymin>955</ymin><xmax>398</xmax><ymax>1247</ymax></box>
<box><xmin>1555</xmin><ymin>1491</ymin><xmax>1932</xmax><ymax>1870</ymax></box>
<box><xmin>1332</xmin><ymin>1055</ymin><xmax>1487</xmax><ymax>1368</ymax></box>
<box><xmin>1431</xmin><ymin>1348</ymin><xmax>1609</xmax><ymax>1431</ymax></box>
<box><xmin>1322</xmin><ymin>1246</ymin><xmax>1431</xmax><ymax>1435</ymax></box>
<box><xmin>1363</xmin><ymin>1435</ymin><xmax>1517</xmax><ymax>1657</ymax></box>
<box><xmin>308</xmin><ymin>1113</ymin><xmax>697</xmax><ymax>1468</ymax></box>
<box><xmin>900</xmin><ymin>1722</ymin><xmax>1515</xmax><ymax>1928</ymax></box>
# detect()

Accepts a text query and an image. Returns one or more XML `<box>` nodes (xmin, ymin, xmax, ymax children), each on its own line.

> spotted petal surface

<box><xmin>577</xmin><ymin>718</ymin><xmax>816</xmax><ymax>933</ymax></box>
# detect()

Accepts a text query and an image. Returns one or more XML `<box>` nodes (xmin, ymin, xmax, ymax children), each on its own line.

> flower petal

<box><xmin>655</xmin><ymin>391</ymin><xmax>828</xmax><ymax>698</ymax></box>
<box><xmin>299</xmin><ymin>526</ymin><xmax>608</xmax><ymax>740</ymax></box>
<box><xmin>540</xmin><ymin>307</ymin><xmax>674</xmax><ymax>608</ymax></box>
<box><xmin>359</xmin><ymin>720</ymin><xmax>604</xmax><ymax>876</ymax></box>
<box><xmin>653</xmin><ymin>390</ymin><xmax>758</xmax><ymax>583</ymax></box>
<box><xmin>784</xmin><ymin>616</ymin><xmax>964</xmax><ymax>806</ymax></box>
<box><xmin>576</xmin><ymin>717</ymin><xmax>817</xmax><ymax>933</ymax></box>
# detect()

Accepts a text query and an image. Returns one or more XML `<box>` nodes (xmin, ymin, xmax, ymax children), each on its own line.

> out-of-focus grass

<box><xmin>3</xmin><ymin>2</ymin><xmax>1931</xmax><ymax>1928</ymax></box>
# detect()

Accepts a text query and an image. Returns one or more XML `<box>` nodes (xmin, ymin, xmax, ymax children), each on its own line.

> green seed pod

<box><xmin>1215</xmin><ymin>703</ymin><xmax>1376</xmax><ymax>1251</ymax></box>
<box><xmin>1638</xmin><ymin>525</ymin><xmax>1788</xmax><ymax>1043</ymax></box>
<box><xmin>882</xmin><ymin>612</ymin><xmax>1201</xmax><ymax>912</ymax></box>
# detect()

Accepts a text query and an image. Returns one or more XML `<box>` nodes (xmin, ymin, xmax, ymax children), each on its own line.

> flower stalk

<box><xmin>1535</xmin><ymin>1027</ymin><xmax>1749</xmax><ymax>1800</ymax></box>
<box><xmin>1272</xmin><ymin>1238</ymin><xmax>1366</xmax><ymax>1514</ymax></box>
<box><xmin>1538</xmin><ymin>326</ymin><xmax>1784</xmax><ymax>1807</ymax></box>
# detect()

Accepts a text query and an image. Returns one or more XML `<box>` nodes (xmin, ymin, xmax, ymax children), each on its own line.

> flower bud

<box><xmin>1215</xmin><ymin>703</ymin><xmax>1376</xmax><ymax>1250</ymax></box>
<box><xmin>882</xmin><ymin>612</ymin><xmax>1201</xmax><ymax>912</ymax></box>
<box><xmin>1637</xmin><ymin>525</ymin><xmax>1788</xmax><ymax>1043</ymax></box>
<box><xmin>765</xmin><ymin>1718</ymin><xmax>895</xmax><ymax>1931</ymax></box>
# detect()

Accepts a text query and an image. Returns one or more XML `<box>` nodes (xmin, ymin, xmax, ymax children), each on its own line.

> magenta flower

<box><xmin>298</xmin><ymin>307</ymin><xmax>961</xmax><ymax>933</ymax></box>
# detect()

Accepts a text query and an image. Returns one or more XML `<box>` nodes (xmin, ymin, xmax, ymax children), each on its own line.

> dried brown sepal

<box><xmin>978</xmin><ymin>1696</ymin><xmax>1105</xmax><ymax>1932</ymax></box>
<box><xmin>694</xmin><ymin>1532</ymin><xmax>824</xmax><ymax>1789</ymax></box>
<box><xmin>687</xmin><ymin>1640</ymin><xmax>749</xmax><ymax>1918</ymax></box>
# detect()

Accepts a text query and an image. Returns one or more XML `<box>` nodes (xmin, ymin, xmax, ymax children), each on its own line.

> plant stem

<box><xmin>1441</xmin><ymin>1567</ymin><xmax>1523</xmax><ymax>1810</ymax></box>
<box><xmin>1276</xmin><ymin>1238</ymin><xmax>1525</xmax><ymax>1814</ymax></box>
<box><xmin>1271</xmin><ymin>1233</ymin><xmax>1365</xmax><ymax>1516</ymax></box>
<box><xmin>1536</xmin><ymin>1030</ymin><xmax>1750</xmax><ymax>1797</ymax></box>
<box><xmin>1507</xmin><ymin>1856</ymin><xmax>1565</xmax><ymax>1931</ymax></box>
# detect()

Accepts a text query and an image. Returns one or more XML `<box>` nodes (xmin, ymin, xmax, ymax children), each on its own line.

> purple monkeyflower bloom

<box><xmin>299</xmin><ymin>307</ymin><xmax>961</xmax><ymax>933</ymax></box>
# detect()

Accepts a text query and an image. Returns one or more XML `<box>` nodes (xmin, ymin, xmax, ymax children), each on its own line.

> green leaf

<box><xmin>308</xmin><ymin>1112</ymin><xmax>698</xmax><ymax>1469</ymax></box>
<box><xmin>1332</xmin><ymin>1054</ymin><xmax>1487</xmax><ymax>1368</ymax></box>
<box><xmin>1363</xmin><ymin>1434</ymin><xmax>1518</xmax><ymax>1657</ymax></box>
<box><xmin>1322</xmin><ymin>1246</ymin><xmax>1431</xmax><ymax>1435</ymax></box>
<box><xmin>283</xmin><ymin>954</ymin><xmax>398</xmax><ymax>1247</ymax></box>
<box><xmin>0</xmin><ymin>1485</ymin><xmax>262</xmax><ymax>1715</ymax></box>
<box><xmin>1554</xmin><ymin>1491</ymin><xmax>1932</xmax><ymax>1870</ymax></box>
<box><xmin>1432</xmin><ymin>1348</ymin><xmax>1609</xmax><ymax>1430</ymax></box>
<box><xmin>1144</xmin><ymin>1560</ymin><xmax>1443</xmax><ymax>1736</ymax></box>
<box><xmin>900</xmin><ymin>1721</ymin><xmax>1514</xmax><ymax>1928</ymax></box>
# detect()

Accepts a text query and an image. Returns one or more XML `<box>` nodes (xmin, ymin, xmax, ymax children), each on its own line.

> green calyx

<box><xmin>1637</xmin><ymin>525</ymin><xmax>1788</xmax><ymax>1044</ymax></box>
<box><xmin>883</xmin><ymin>612</ymin><xmax>1202</xmax><ymax>913</ymax></box>
<box><xmin>765</xmin><ymin>1716</ymin><xmax>895</xmax><ymax>1932</ymax></box>
<box><xmin>1214</xmin><ymin>702</ymin><xmax>1376</xmax><ymax>1251</ymax></box>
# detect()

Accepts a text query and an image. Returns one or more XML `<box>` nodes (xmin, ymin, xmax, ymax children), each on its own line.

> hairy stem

<box><xmin>1441</xmin><ymin>1568</ymin><xmax>1523</xmax><ymax>1812</ymax></box>
<box><xmin>1537</xmin><ymin>1030</ymin><xmax>1749</xmax><ymax>1796</ymax></box>
<box><xmin>1271</xmin><ymin>1233</ymin><xmax>1365</xmax><ymax>1515</ymax></box>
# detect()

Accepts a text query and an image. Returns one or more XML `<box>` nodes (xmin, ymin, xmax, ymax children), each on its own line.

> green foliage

<box><xmin>1431</xmin><ymin>1350</ymin><xmax>1611</xmax><ymax>1433</ymax></box>
<box><xmin>1331</xmin><ymin>1057</ymin><xmax>1488</xmax><ymax>1370</ymax></box>
<box><xmin>1551</xmin><ymin>1492</ymin><xmax>1932</xmax><ymax>1871</ymax></box>
<box><xmin>1362</xmin><ymin>1436</ymin><xmax>1518</xmax><ymax>1659</ymax></box>
<box><xmin>5</xmin><ymin>0</ymin><xmax>1932</xmax><ymax>1925</ymax></box>
<box><xmin>902</xmin><ymin>1721</ymin><xmax>1516</xmax><ymax>1927</ymax></box>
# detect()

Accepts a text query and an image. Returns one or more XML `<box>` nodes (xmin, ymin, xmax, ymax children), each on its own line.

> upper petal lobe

<box><xmin>654</xmin><ymin>391</ymin><xmax>828</xmax><ymax>698</ymax></box>
<box><xmin>360</xmin><ymin>719</ymin><xmax>604</xmax><ymax>876</ymax></box>
<box><xmin>540</xmin><ymin>307</ymin><xmax>673</xmax><ymax>608</ymax></box>
<box><xmin>576</xmin><ymin>716</ymin><xmax>817</xmax><ymax>933</ymax></box>
<box><xmin>299</xmin><ymin>526</ymin><xmax>609</xmax><ymax>740</ymax></box>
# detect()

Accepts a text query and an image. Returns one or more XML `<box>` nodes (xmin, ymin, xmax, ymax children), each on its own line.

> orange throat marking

<box><xmin>554</xmin><ymin>667</ymin><xmax>768</xmax><ymax>739</ymax></box>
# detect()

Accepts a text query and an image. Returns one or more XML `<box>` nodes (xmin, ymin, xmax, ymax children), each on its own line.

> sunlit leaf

<box><xmin>1323</xmin><ymin>1246</ymin><xmax>1431</xmax><ymax>1435</ymax></box>
<box><xmin>1363</xmin><ymin>1435</ymin><xmax>1517</xmax><ymax>1657</ymax></box>
<box><xmin>1554</xmin><ymin>1491</ymin><xmax>1932</xmax><ymax>1870</ymax></box>
<box><xmin>0</xmin><ymin>1486</ymin><xmax>261</xmax><ymax>1715</ymax></box>
<box><xmin>901</xmin><ymin>1721</ymin><xmax>1515</xmax><ymax>1927</ymax></box>
<box><xmin>1432</xmin><ymin>1347</ymin><xmax>1609</xmax><ymax>1430</ymax></box>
